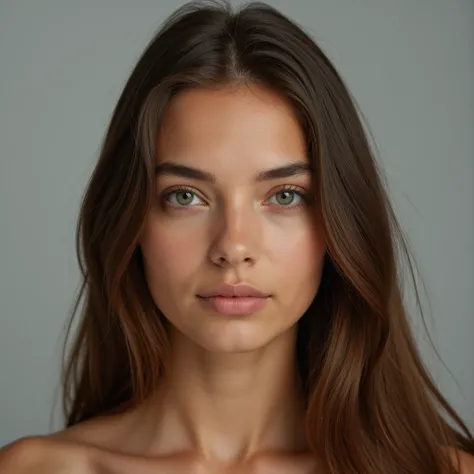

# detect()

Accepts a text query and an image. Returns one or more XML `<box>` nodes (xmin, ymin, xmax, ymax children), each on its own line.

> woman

<box><xmin>1</xmin><ymin>1</ymin><xmax>473</xmax><ymax>473</ymax></box>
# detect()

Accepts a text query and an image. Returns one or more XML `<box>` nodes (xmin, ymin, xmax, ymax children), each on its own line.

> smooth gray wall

<box><xmin>1</xmin><ymin>0</ymin><xmax>472</xmax><ymax>447</ymax></box>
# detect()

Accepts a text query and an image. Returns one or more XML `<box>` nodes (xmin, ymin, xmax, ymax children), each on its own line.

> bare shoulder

<box><xmin>454</xmin><ymin>449</ymin><xmax>474</xmax><ymax>474</ymax></box>
<box><xmin>0</xmin><ymin>409</ymin><xmax>154</xmax><ymax>474</ymax></box>
<box><xmin>0</xmin><ymin>435</ymin><xmax>91</xmax><ymax>474</ymax></box>
<box><xmin>445</xmin><ymin>447</ymin><xmax>474</xmax><ymax>474</ymax></box>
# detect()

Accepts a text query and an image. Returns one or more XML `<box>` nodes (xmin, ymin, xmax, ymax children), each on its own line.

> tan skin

<box><xmin>1</xmin><ymin>84</ymin><xmax>473</xmax><ymax>474</ymax></box>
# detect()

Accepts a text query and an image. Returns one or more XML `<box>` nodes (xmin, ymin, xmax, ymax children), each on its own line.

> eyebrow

<box><xmin>154</xmin><ymin>160</ymin><xmax>312</xmax><ymax>182</ymax></box>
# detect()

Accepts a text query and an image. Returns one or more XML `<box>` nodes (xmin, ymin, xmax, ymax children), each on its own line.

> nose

<box><xmin>208</xmin><ymin>200</ymin><xmax>261</xmax><ymax>269</ymax></box>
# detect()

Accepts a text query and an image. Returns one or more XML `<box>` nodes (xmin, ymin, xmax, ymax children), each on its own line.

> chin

<box><xmin>194</xmin><ymin>318</ymin><xmax>294</xmax><ymax>354</ymax></box>
<box><xmin>183</xmin><ymin>319</ymin><xmax>270</xmax><ymax>354</ymax></box>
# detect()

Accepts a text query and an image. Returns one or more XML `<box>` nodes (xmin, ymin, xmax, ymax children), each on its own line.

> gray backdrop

<box><xmin>1</xmin><ymin>0</ymin><xmax>473</xmax><ymax>447</ymax></box>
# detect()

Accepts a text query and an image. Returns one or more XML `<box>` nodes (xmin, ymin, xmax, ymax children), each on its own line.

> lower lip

<box><xmin>197</xmin><ymin>296</ymin><xmax>269</xmax><ymax>315</ymax></box>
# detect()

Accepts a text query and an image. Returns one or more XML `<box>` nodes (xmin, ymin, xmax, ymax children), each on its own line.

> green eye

<box><xmin>275</xmin><ymin>190</ymin><xmax>297</xmax><ymax>206</ymax></box>
<box><xmin>161</xmin><ymin>186</ymin><xmax>307</xmax><ymax>210</ymax></box>
<box><xmin>174</xmin><ymin>190</ymin><xmax>194</xmax><ymax>206</ymax></box>
<box><xmin>162</xmin><ymin>187</ymin><xmax>204</xmax><ymax>207</ymax></box>
<box><xmin>267</xmin><ymin>188</ymin><xmax>305</xmax><ymax>208</ymax></box>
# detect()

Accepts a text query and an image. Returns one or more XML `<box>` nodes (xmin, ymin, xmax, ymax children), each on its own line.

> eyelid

<box><xmin>269</xmin><ymin>183</ymin><xmax>307</xmax><ymax>195</ymax></box>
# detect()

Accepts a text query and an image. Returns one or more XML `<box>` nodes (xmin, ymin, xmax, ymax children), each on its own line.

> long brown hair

<box><xmin>61</xmin><ymin>1</ymin><xmax>474</xmax><ymax>472</ymax></box>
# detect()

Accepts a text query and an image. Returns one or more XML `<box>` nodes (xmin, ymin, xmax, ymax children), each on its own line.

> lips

<box><xmin>197</xmin><ymin>282</ymin><xmax>269</xmax><ymax>298</ymax></box>
<box><xmin>197</xmin><ymin>295</ymin><xmax>269</xmax><ymax>315</ymax></box>
<box><xmin>197</xmin><ymin>283</ymin><xmax>271</xmax><ymax>315</ymax></box>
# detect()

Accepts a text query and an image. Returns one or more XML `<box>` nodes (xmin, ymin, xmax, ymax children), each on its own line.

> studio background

<box><xmin>0</xmin><ymin>0</ymin><xmax>473</xmax><ymax>446</ymax></box>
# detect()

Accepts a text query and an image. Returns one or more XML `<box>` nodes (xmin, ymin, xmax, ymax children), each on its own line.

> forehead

<box><xmin>155</xmin><ymin>83</ymin><xmax>308</xmax><ymax>175</ymax></box>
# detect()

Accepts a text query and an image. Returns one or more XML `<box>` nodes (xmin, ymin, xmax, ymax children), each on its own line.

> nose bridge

<box><xmin>209</xmin><ymin>195</ymin><xmax>261</xmax><ymax>266</ymax></box>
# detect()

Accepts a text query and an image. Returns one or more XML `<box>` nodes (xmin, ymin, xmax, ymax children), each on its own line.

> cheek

<box><xmin>269</xmin><ymin>216</ymin><xmax>326</xmax><ymax>270</ymax></box>
<box><xmin>140</xmin><ymin>219</ymin><xmax>203</xmax><ymax>284</ymax></box>
<box><xmin>269</xmin><ymin>219</ymin><xmax>326</xmax><ymax>309</ymax></box>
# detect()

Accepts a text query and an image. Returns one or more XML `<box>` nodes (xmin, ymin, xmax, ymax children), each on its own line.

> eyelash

<box><xmin>160</xmin><ymin>185</ymin><xmax>309</xmax><ymax>212</ymax></box>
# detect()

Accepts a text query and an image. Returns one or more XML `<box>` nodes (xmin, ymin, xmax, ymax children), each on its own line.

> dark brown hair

<box><xmin>61</xmin><ymin>1</ymin><xmax>474</xmax><ymax>472</ymax></box>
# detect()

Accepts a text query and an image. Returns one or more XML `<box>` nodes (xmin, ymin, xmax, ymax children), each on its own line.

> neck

<box><xmin>138</xmin><ymin>324</ymin><xmax>308</xmax><ymax>464</ymax></box>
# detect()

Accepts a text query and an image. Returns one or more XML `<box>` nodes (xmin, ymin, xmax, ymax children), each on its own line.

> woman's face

<box><xmin>139</xmin><ymin>83</ymin><xmax>327</xmax><ymax>353</ymax></box>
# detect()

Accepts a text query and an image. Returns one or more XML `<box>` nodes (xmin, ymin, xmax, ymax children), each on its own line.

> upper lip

<box><xmin>198</xmin><ymin>283</ymin><xmax>270</xmax><ymax>298</ymax></box>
